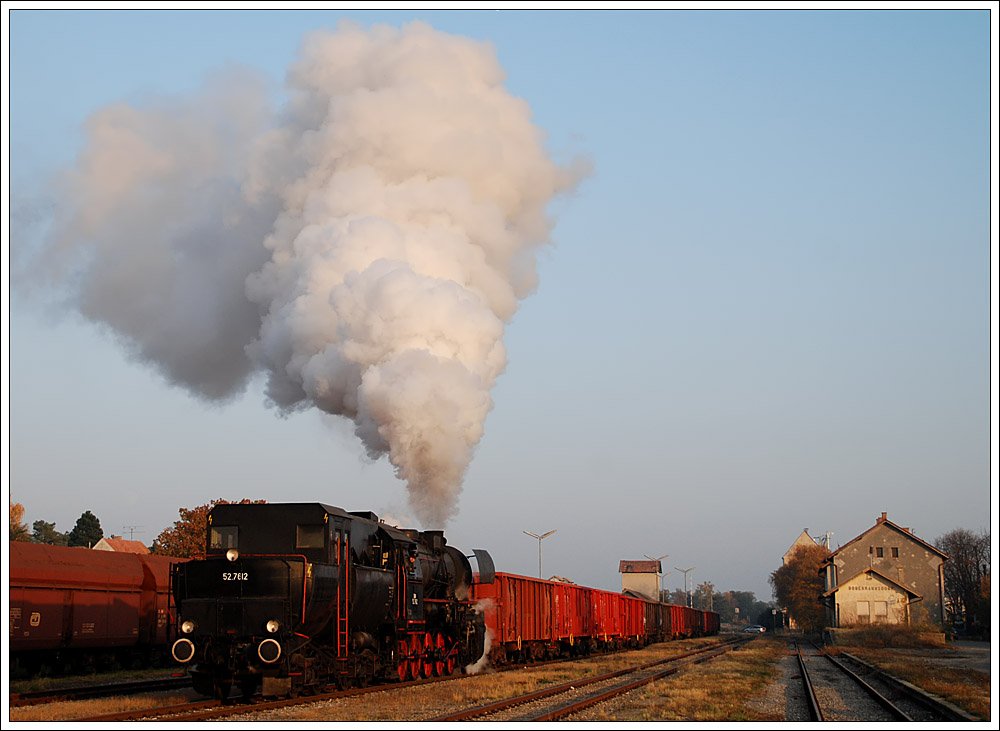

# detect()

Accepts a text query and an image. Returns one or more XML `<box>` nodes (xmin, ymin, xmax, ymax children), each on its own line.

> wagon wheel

<box><xmin>409</xmin><ymin>634</ymin><xmax>423</xmax><ymax>680</ymax></box>
<box><xmin>396</xmin><ymin>640</ymin><xmax>410</xmax><ymax>682</ymax></box>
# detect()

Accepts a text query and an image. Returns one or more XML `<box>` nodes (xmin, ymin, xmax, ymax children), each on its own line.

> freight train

<box><xmin>168</xmin><ymin>502</ymin><xmax>719</xmax><ymax>699</ymax></box>
<box><xmin>8</xmin><ymin>542</ymin><xmax>187</xmax><ymax>676</ymax></box>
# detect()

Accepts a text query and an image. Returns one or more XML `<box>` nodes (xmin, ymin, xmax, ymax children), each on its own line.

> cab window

<box><xmin>296</xmin><ymin>524</ymin><xmax>325</xmax><ymax>549</ymax></box>
<box><xmin>210</xmin><ymin>526</ymin><xmax>238</xmax><ymax>550</ymax></box>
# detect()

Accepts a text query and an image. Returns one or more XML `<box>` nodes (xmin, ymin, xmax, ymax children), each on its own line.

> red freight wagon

<box><xmin>552</xmin><ymin>580</ymin><xmax>592</xmax><ymax>649</ymax></box>
<box><xmin>621</xmin><ymin>594</ymin><xmax>646</xmax><ymax>645</ymax></box>
<box><xmin>472</xmin><ymin>572</ymin><xmax>558</xmax><ymax>662</ymax></box>
<box><xmin>9</xmin><ymin>541</ymin><xmax>185</xmax><ymax>674</ymax></box>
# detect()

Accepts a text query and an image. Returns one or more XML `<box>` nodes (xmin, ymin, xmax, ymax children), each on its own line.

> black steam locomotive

<box><xmin>169</xmin><ymin>502</ymin><xmax>494</xmax><ymax>699</ymax></box>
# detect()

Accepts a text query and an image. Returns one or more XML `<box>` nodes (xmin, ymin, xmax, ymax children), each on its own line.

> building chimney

<box><xmin>877</xmin><ymin>512</ymin><xmax>887</xmax><ymax>524</ymax></box>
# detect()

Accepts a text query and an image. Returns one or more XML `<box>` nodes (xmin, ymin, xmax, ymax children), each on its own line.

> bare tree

<box><xmin>936</xmin><ymin>528</ymin><xmax>990</xmax><ymax>634</ymax></box>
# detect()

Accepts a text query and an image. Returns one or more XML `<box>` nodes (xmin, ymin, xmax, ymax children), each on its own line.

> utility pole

<box><xmin>675</xmin><ymin>566</ymin><xmax>695</xmax><ymax>608</ymax></box>
<box><xmin>523</xmin><ymin>530</ymin><xmax>557</xmax><ymax>579</ymax></box>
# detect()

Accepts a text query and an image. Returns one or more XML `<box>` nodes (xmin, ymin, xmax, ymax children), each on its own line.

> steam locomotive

<box><xmin>170</xmin><ymin>501</ymin><xmax>720</xmax><ymax>700</ymax></box>
<box><xmin>169</xmin><ymin>502</ymin><xmax>493</xmax><ymax>699</ymax></box>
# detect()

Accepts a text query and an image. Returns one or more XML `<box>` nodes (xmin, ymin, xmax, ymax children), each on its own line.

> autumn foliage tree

<box><xmin>770</xmin><ymin>542</ymin><xmax>831</xmax><ymax>633</ymax></box>
<box><xmin>9</xmin><ymin>502</ymin><xmax>30</xmax><ymax>542</ymax></box>
<box><xmin>152</xmin><ymin>498</ymin><xmax>267</xmax><ymax>557</ymax></box>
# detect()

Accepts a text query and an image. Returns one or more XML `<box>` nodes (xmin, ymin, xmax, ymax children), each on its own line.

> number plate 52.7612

<box><xmin>222</xmin><ymin>572</ymin><xmax>248</xmax><ymax>581</ymax></box>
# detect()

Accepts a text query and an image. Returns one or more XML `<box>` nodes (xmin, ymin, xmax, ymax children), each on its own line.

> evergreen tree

<box><xmin>32</xmin><ymin>519</ymin><xmax>68</xmax><ymax>545</ymax></box>
<box><xmin>67</xmin><ymin>510</ymin><xmax>104</xmax><ymax>547</ymax></box>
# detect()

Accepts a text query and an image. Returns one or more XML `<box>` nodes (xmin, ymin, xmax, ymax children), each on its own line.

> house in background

<box><xmin>820</xmin><ymin>512</ymin><xmax>948</xmax><ymax>628</ymax></box>
<box><xmin>783</xmin><ymin>529</ymin><xmax>820</xmax><ymax>565</ymax></box>
<box><xmin>92</xmin><ymin>535</ymin><xmax>150</xmax><ymax>554</ymax></box>
<box><xmin>619</xmin><ymin>559</ymin><xmax>663</xmax><ymax>602</ymax></box>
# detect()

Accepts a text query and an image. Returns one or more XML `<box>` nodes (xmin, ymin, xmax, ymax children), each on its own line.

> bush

<box><xmin>837</xmin><ymin>623</ymin><xmax>945</xmax><ymax>648</ymax></box>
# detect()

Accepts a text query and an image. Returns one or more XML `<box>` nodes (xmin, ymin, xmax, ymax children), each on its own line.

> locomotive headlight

<box><xmin>226</xmin><ymin>548</ymin><xmax>239</xmax><ymax>562</ymax></box>
<box><xmin>265</xmin><ymin>619</ymin><xmax>281</xmax><ymax>634</ymax></box>
<box><xmin>180</xmin><ymin>620</ymin><xmax>197</xmax><ymax>634</ymax></box>
<box><xmin>172</xmin><ymin>638</ymin><xmax>196</xmax><ymax>663</ymax></box>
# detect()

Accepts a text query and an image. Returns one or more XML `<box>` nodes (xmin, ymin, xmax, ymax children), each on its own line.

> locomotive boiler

<box><xmin>169</xmin><ymin>502</ymin><xmax>494</xmax><ymax>699</ymax></box>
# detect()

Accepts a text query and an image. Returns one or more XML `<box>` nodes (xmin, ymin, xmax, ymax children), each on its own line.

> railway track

<box><xmin>429</xmin><ymin>636</ymin><xmax>752</xmax><ymax>722</ymax></box>
<box><xmin>793</xmin><ymin>640</ymin><xmax>979</xmax><ymax>722</ymax></box>
<box><xmin>9</xmin><ymin>675</ymin><xmax>192</xmax><ymax>708</ymax></box>
<box><xmin>67</xmin><ymin>638</ymin><xmax>741</xmax><ymax>722</ymax></box>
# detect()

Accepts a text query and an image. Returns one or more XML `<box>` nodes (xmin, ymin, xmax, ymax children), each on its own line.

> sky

<box><xmin>4</xmin><ymin>5</ymin><xmax>996</xmax><ymax>602</ymax></box>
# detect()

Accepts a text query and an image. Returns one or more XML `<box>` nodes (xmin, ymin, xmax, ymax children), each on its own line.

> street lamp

<box><xmin>523</xmin><ymin>529</ymin><xmax>557</xmax><ymax>579</ymax></box>
<box><xmin>675</xmin><ymin>566</ymin><xmax>695</xmax><ymax>608</ymax></box>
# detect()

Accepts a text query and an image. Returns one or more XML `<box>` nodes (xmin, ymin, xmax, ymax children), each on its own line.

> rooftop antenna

<box><xmin>123</xmin><ymin>525</ymin><xmax>144</xmax><ymax>541</ymax></box>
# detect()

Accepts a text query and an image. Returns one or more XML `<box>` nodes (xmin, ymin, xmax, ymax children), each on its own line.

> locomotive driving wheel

<box><xmin>408</xmin><ymin>634</ymin><xmax>422</xmax><ymax>680</ymax></box>
<box><xmin>396</xmin><ymin>639</ymin><xmax>410</xmax><ymax>682</ymax></box>
<box><xmin>433</xmin><ymin>633</ymin><xmax>453</xmax><ymax>676</ymax></box>
<box><xmin>421</xmin><ymin>633</ymin><xmax>435</xmax><ymax>678</ymax></box>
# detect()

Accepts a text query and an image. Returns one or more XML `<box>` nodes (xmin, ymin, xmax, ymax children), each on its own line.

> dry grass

<box><xmin>575</xmin><ymin>637</ymin><xmax>787</xmax><ymax>721</ymax></box>
<box><xmin>9</xmin><ymin>667</ymin><xmax>183</xmax><ymax>694</ymax></box>
<box><xmin>8</xmin><ymin>691</ymin><xmax>197</xmax><ymax>722</ymax></box>
<box><xmin>846</xmin><ymin>648</ymin><xmax>990</xmax><ymax>720</ymax></box>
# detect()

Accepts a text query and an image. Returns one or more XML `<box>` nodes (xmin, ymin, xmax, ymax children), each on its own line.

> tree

<box><xmin>710</xmin><ymin>590</ymin><xmax>763</xmax><ymax>625</ymax></box>
<box><xmin>9</xmin><ymin>502</ymin><xmax>30</xmax><ymax>542</ymax></box>
<box><xmin>936</xmin><ymin>528</ymin><xmax>990</xmax><ymax>634</ymax></box>
<box><xmin>770</xmin><ymin>542</ymin><xmax>831</xmax><ymax>633</ymax></box>
<box><xmin>152</xmin><ymin>498</ymin><xmax>266</xmax><ymax>558</ymax></box>
<box><xmin>694</xmin><ymin>581</ymin><xmax>715</xmax><ymax>610</ymax></box>
<box><xmin>664</xmin><ymin>589</ymin><xmax>689</xmax><ymax>607</ymax></box>
<box><xmin>32</xmin><ymin>519</ymin><xmax>68</xmax><ymax>545</ymax></box>
<box><xmin>67</xmin><ymin>510</ymin><xmax>104</xmax><ymax>547</ymax></box>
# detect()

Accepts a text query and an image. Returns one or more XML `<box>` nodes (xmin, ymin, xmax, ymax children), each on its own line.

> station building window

<box><xmin>856</xmin><ymin>601</ymin><xmax>870</xmax><ymax>624</ymax></box>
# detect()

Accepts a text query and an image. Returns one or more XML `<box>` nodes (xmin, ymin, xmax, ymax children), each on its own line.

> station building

<box><xmin>819</xmin><ymin>512</ymin><xmax>948</xmax><ymax>628</ymax></box>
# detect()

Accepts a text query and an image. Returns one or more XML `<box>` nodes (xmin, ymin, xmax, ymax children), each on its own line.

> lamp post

<box><xmin>675</xmin><ymin>566</ymin><xmax>695</xmax><ymax>608</ymax></box>
<box><xmin>523</xmin><ymin>529</ymin><xmax>557</xmax><ymax>579</ymax></box>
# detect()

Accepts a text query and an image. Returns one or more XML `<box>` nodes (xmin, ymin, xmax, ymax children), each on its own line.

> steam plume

<box><xmin>30</xmin><ymin>22</ymin><xmax>582</xmax><ymax>526</ymax></box>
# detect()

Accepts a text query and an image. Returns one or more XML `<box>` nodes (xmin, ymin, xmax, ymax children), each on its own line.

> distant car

<box><xmin>742</xmin><ymin>624</ymin><xmax>766</xmax><ymax>633</ymax></box>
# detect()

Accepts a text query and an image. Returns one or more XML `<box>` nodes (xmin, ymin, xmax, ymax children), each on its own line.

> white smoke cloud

<box><xmin>464</xmin><ymin>599</ymin><xmax>496</xmax><ymax>675</ymax></box>
<box><xmin>27</xmin><ymin>21</ymin><xmax>584</xmax><ymax>526</ymax></box>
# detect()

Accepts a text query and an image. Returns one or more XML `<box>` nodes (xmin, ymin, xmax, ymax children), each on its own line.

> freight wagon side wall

<box><xmin>9</xmin><ymin>542</ymin><xmax>149</xmax><ymax>652</ymax></box>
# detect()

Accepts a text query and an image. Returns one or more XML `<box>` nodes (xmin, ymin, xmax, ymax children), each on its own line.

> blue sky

<box><xmin>5</xmin><ymin>7</ymin><xmax>995</xmax><ymax>600</ymax></box>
